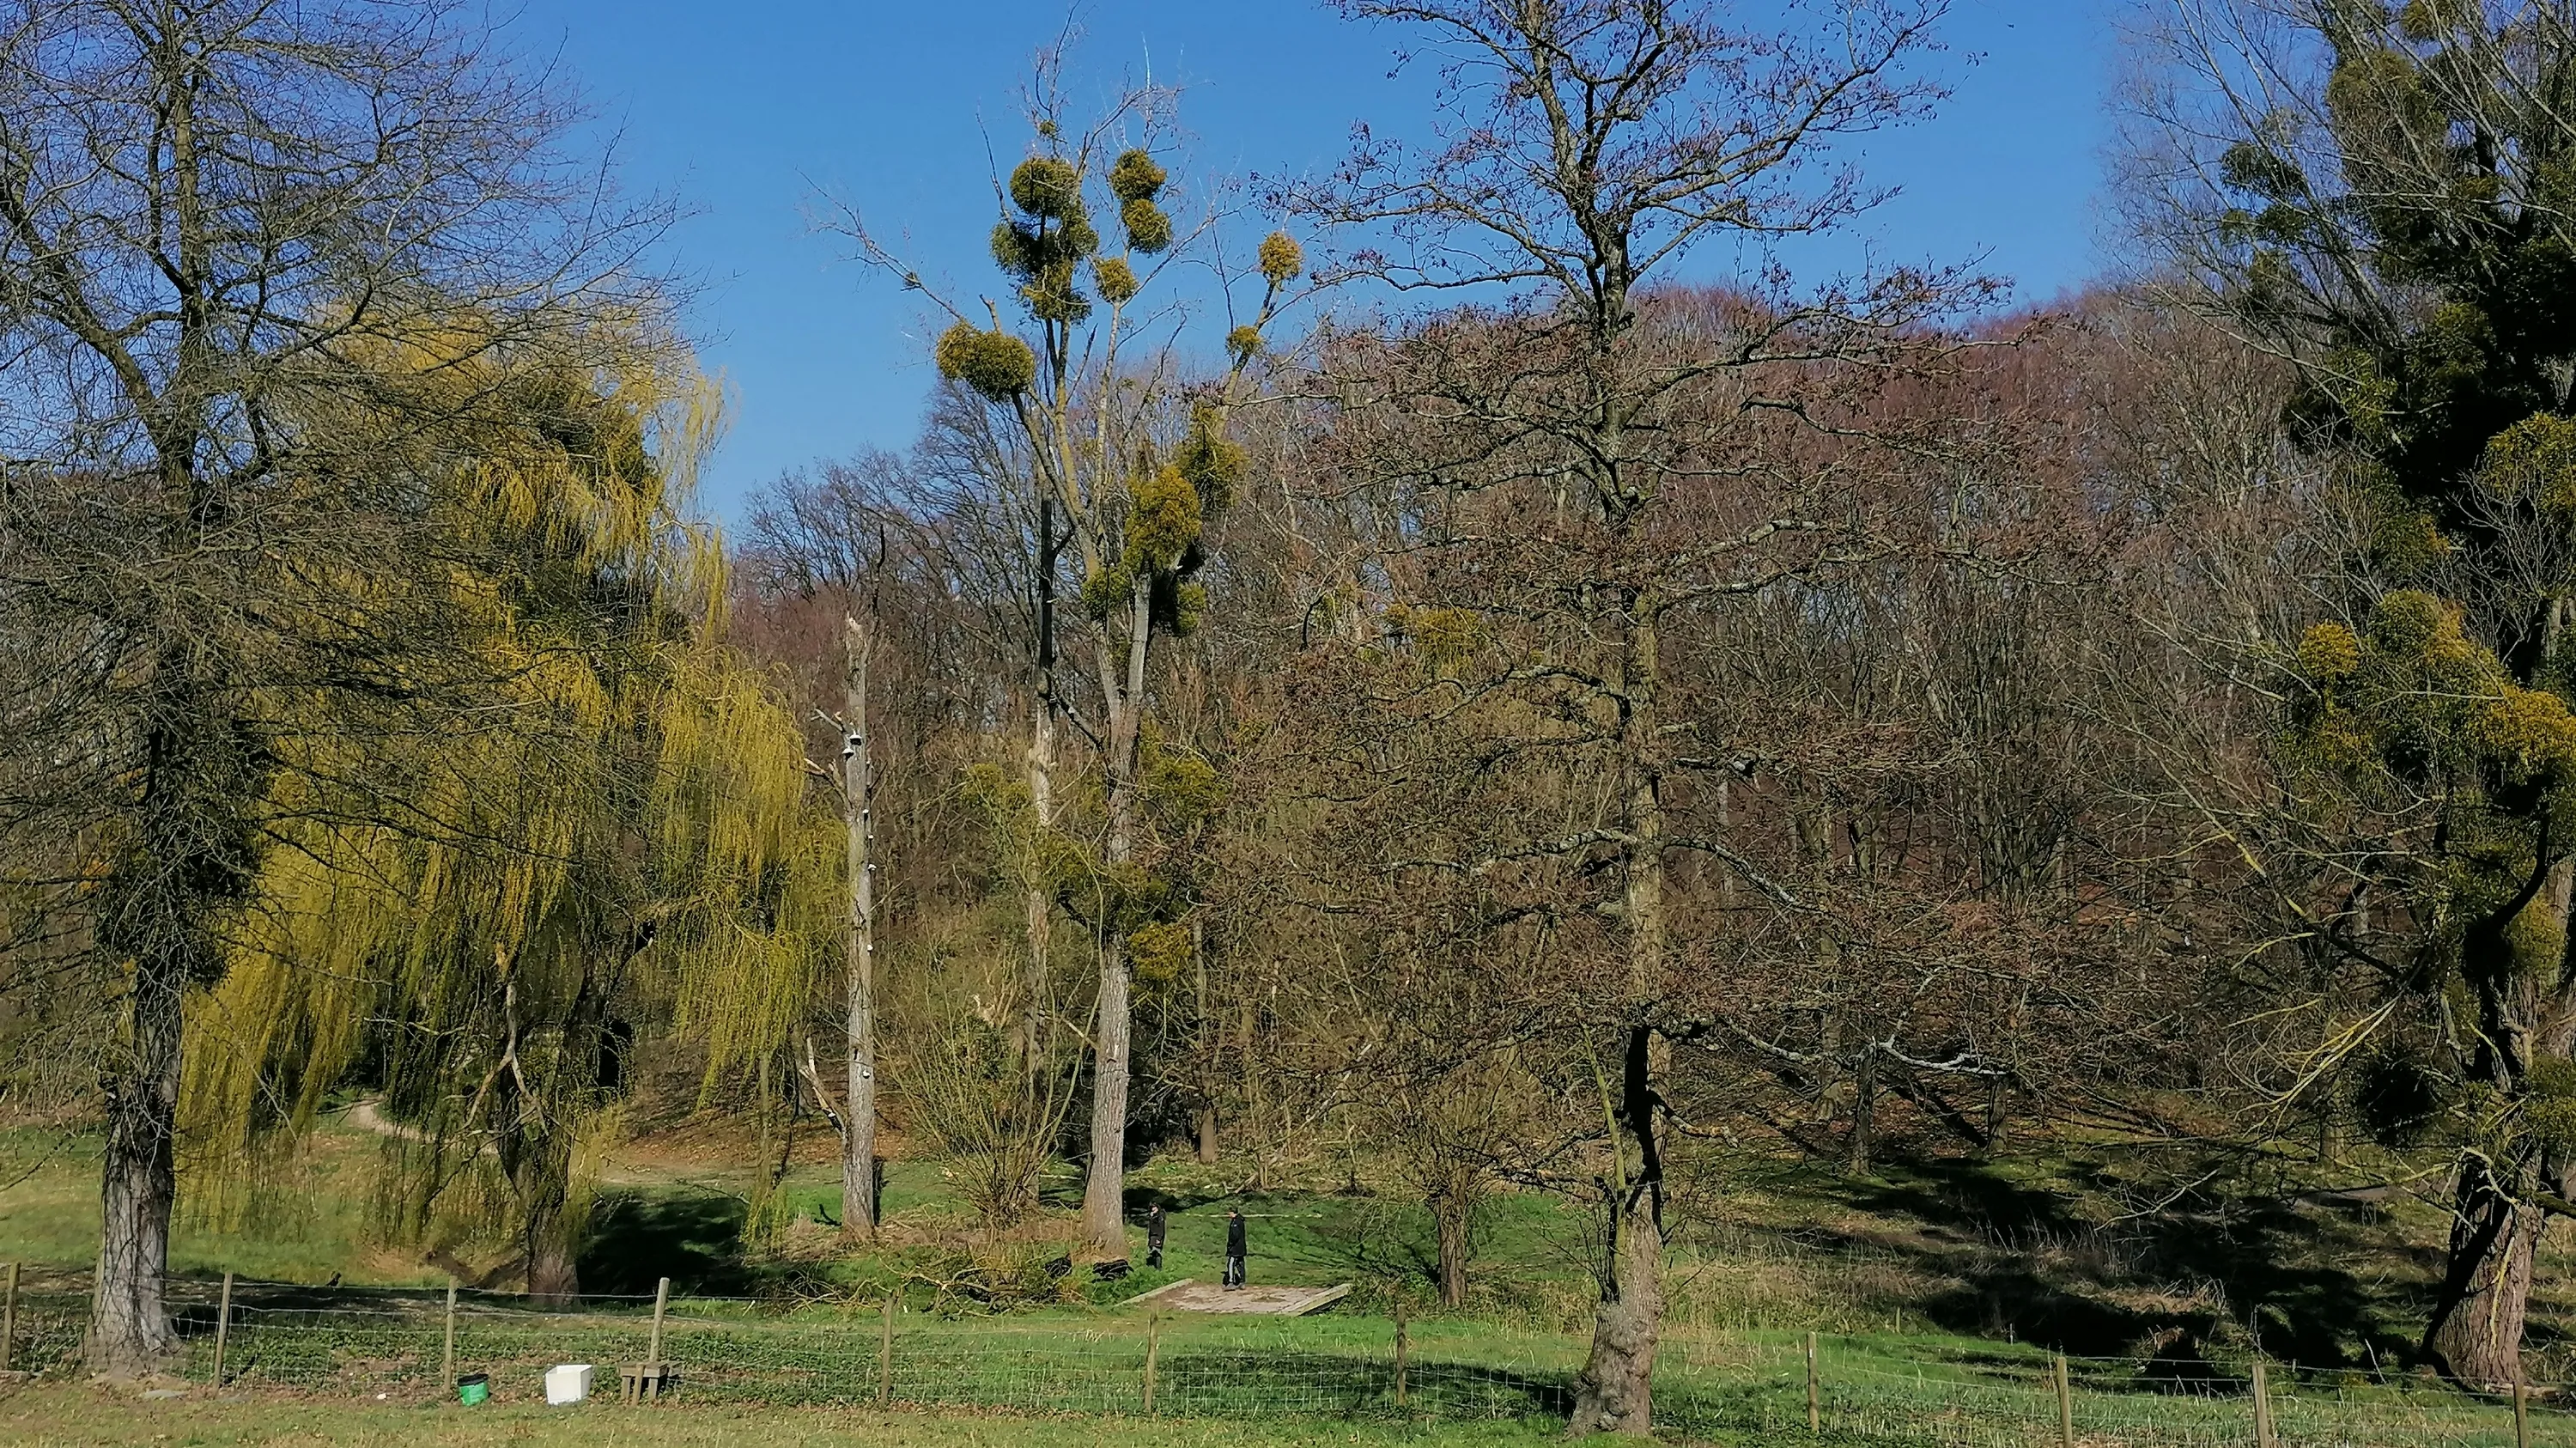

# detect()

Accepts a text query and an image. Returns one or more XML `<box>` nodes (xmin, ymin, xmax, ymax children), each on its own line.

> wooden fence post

<box><xmin>2517</xmin><ymin>1356</ymin><xmax>2532</xmax><ymax>1448</ymax></box>
<box><xmin>2251</xmin><ymin>1360</ymin><xmax>2275</xmax><ymax>1448</ymax></box>
<box><xmin>1143</xmin><ymin>1313</ymin><xmax>1160</xmax><ymax>1416</ymax></box>
<box><xmin>1394</xmin><ymin>1303</ymin><xmax>1409</xmax><ymax>1410</ymax></box>
<box><xmin>211</xmin><ymin>1271</ymin><xmax>234</xmax><ymax>1387</ymax></box>
<box><xmin>1</xmin><ymin>1261</ymin><xmax>18</xmax><ymax>1374</ymax></box>
<box><xmin>1806</xmin><ymin>1330</ymin><xmax>1820</xmax><ymax>1433</ymax></box>
<box><xmin>441</xmin><ymin>1276</ymin><xmax>458</xmax><ymax>1395</ymax></box>
<box><xmin>2054</xmin><ymin>1353</ymin><xmax>2074</xmax><ymax>1448</ymax></box>
<box><xmin>648</xmin><ymin>1276</ymin><xmax>670</xmax><ymax>1366</ymax></box>
<box><xmin>878</xmin><ymin>1295</ymin><xmax>894</xmax><ymax>1407</ymax></box>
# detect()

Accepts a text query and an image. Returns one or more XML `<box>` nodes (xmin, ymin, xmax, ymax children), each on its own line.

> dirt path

<box><xmin>1121</xmin><ymin>1280</ymin><xmax>1352</xmax><ymax>1315</ymax></box>
<box><xmin>341</xmin><ymin>1098</ymin><xmax>427</xmax><ymax>1143</ymax></box>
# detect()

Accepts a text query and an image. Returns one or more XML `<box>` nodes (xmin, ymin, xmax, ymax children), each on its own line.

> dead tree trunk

<box><xmin>1195</xmin><ymin>921</ymin><xmax>1219</xmax><ymax>1164</ymax></box>
<box><xmin>839</xmin><ymin>615</ymin><xmax>880</xmax><ymax>1241</ymax></box>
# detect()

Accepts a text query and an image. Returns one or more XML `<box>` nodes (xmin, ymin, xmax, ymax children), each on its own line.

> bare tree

<box><xmin>1290</xmin><ymin>0</ymin><xmax>1978</xmax><ymax>1429</ymax></box>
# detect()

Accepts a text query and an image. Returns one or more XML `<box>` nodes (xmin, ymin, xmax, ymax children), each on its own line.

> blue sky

<box><xmin>504</xmin><ymin>0</ymin><xmax>2123</xmax><ymax>520</ymax></box>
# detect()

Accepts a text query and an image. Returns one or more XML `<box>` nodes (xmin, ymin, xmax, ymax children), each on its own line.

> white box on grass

<box><xmin>544</xmin><ymin>1364</ymin><xmax>592</xmax><ymax>1405</ymax></box>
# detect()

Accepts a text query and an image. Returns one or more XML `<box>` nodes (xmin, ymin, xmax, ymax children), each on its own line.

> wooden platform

<box><xmin>1121</xmin><ymin>1279</ymin><xmax>1352</xmax><ymax>1316</ymax></box>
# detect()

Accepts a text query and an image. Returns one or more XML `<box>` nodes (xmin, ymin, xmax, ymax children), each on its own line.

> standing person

<box><xmin>1145</xmin><ymin>1204</ymin><xmax>1167</xmax><ymax>1270</ymax></box>
<box><xmin>1224</xmin><ymin>1208</ymin><xmax>1248</xmax><ymax>1290</ymax></box>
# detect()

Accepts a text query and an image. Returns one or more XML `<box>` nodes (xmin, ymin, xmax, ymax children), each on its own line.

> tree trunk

<box><xmin>1568</xmin><ymin>1206</ymin><xmax>1662</xmax><ymax>1433</ymax></box>
<box><xmin>89</xmin><ymin>952</ymin><xmax>184</xmax><ymax>1378</ymax></box>
<box><xmin>2422</xmin><ymin>1155</ymin><xmax>2543</xmax><ymax>1388</ymax></box>
<box><xmin>90</xmin><ymin>661</ymin><xmax>235</xmax><ymax>1378</ymax></box>
<box><xmin>1080</xmin><ymin>585</ymin><xmax>1152</xmax><ymax>1259</ymax></box>
<box><xmin>841</xmin><ymin>617</ymin><xmax>880</xmax><ymax>1241</ymax></box>
<box><xmin>1020</xmin><ymin>701</ymin><xmax>1055</xmax><ymax>1069</ymax></box>
<box><xmin>1021</xmin><ymin>486</ymin><xmax>1061</xmax><ymax>1071</ymax></box>
<box><xmin>1847</xmin><ymin>1046</ymin><xmax>1876</xmax><ymax>1176</ymax></box>
<box><xmin>1570</xmin><ymin>1026</ymin><xmax>1663</xmax><ymax>1436</ymax></box>
<box><xmin>1624</xmin><ymin>597</ymin><xmax>1664</xmax><ymax>1001</ymax></box>
<box><xmin>1083</xmin><ymin>936</ymin><xmax>1134</xmax><ymax>1256</ymax></box>
<box><xmin>1435</xmin><ymin>1190</ymin><xmax>1472</xmax><ymax>1310</ymax></box>
<box><xmin>511</xmin><ymin>1123</ymin><xmax>580</xmax><ymax>1305</ymax></box>
<box><xmin>1194</xmin><ymin>919</ymin><xmax>1218</xmax><ymax>1164</ymax></box>
<box><xmin>1568</xmin><ymin>561</ymin><xmax>1670</xmax><ymax>1434</ymax></box>
<box><xmin>1239</xmin><ymin>993</ymin><xmax>1261</xmax><ymax>1149</ymax></box>
<box><xmin>523</xmin><ymin>1202</ymin><xmax>580</xmax><ymax>1302</ymax></box>
<box><xmin>2429</xmin><ymin>880</ymin><xmax>2569</xmax><ymax>1384</ymax></box>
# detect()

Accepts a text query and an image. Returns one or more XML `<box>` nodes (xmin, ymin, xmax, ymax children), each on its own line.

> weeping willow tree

<box><xmin>0</xmin><ymin>0</ymin><xmax>688</xmax><ymax>1372</ymax></box>
<box><xmin>181</xmin><ymin>332</ymin><xmax>838</xmax><ymax>1301</ymax></box>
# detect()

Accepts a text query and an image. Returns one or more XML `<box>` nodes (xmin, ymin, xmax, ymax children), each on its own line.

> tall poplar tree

<box><xmin>843</xmin><ymin>46</ymin><xmax>1300</xmax><ymax>1257</ymax></box>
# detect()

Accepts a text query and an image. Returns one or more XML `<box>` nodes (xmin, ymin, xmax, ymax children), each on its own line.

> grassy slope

<box><xmin>0</xmin><ymin>1125</ymin><xmax>426</xmax><ymax>1289</ymax></box>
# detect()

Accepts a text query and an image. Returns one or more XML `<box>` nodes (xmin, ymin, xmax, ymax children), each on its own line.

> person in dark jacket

<box><xmin>1145</xmin><ymin>1204</ymin><xmax>1167</xmax><ymax>1269</ymax></box>
<box><xmin>1224</xmin><ymin>1208</ymin><xmax>1248</xmax><ymax>1289</ymax></box>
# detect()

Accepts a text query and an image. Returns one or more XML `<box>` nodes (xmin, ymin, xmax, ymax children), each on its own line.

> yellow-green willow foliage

<box><xmin>180</xmin><ymin>328</ymin><xmax>838</xmax><ymax>1295</ymax></box>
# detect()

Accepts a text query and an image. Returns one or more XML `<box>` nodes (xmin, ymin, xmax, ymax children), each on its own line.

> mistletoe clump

<box><xmin>1094</xmin><ymin>256</ymin><xmax>1139</xmax><ymax>306</ymax></box>
<box><xmin>1109</xmin><ymin>148</ymin><xmax>1173</xmax><ymax>254</ymax></box>
<box><xmin>1126</xmin><ymin>464</ymin><xmax>1203</xmax><ymax>572</ymax></box>
<box><xmin>995</xmin><ymin>155</ymin><xmax>1098</xmax><ymax>325</ymax></box>
<box><xmin>935</xmin><ymin>321</ymin><xmax>1036</xmax><ymax>400</ymax></box>
<box><xmin>1174</xmin><ymin>405</ymin><xmax>1245</xmax><ymax>514</ymax></box>
<box><xmin>1257</xmin><ymin>231</ymin><xmax>1303</xmax><ymax>287</ymax></box>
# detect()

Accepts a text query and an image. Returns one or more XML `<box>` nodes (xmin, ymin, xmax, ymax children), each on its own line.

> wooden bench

<box><xmin>619</xmin><ymin>1362</ymin><xmax>675</xmax><ymax>1402</ymax></box>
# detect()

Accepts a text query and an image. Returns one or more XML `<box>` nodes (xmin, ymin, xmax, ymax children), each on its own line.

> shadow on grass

<box><xmin>1794</xmin><ymin>1154</ymin><xmax>2412</xmax><ymax>1372</ymax></box>
<box><xmin>580</xmin><ymin>1190</ymin><xmax>754</xmax><ymax>1299</ymax></box>
<box><xmin>1157</xmin><ymin>1349</ymin><xmax>1573</xmax><ymax>1420</ymax></box>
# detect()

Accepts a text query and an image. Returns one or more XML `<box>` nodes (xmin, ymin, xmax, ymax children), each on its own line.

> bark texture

<box><xmin>1079</xmin><ymin>582</ymin><xmax>1153</xmax><ymax>1257</ymax></box>
<box><xmin>1568</xmin><ymin>1166</ymin><xmax>1663</xmax><ymax>1433</ymax></box>
<box><xmin>2422</xmin><ymin>1159</ymin><xmax>2543</xmax><ymax>1388</ymax></box>
<box><xmin>1435</xmin><ymin>1197</ymin><xmax>1472</xmax><ymax>1311</ymax></box>
<box><xmin>1569</xmin><ymin>1027</ymin><xmax>1665</xmax><ymax>1435</ymax></box>
<box><xmin>89</xmin><ymin>956</ymin><xmax>183</xmax><ymax>1378</ymax></box>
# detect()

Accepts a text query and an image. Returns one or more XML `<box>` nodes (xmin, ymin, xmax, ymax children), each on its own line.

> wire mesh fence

<box><xmin>5</xmin><ymin>1280</ymin><xmax>2573</xmax><ymax>1446</ymax></box>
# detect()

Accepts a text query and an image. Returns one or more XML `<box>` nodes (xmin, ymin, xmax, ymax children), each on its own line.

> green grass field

<box><xmin>8</xmin><ymin>1117</ymin><xmax>2574</xmax><ymax>1445</ymax></box>
<box><xmin>0</xmin><ymin>1385</ymin><xmax>1577</xmax><ymax>1448</ymax></box>
<box><xmin>4</xmin><ymin>1283</ymin><xmax>2560</xmax><ymax>1447</ymax></box>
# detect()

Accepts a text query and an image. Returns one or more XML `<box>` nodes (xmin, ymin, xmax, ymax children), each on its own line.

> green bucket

<box><xmin>457</xmin><ymin>1373</ymin><xmax>489</xmax><ymax>1406</ymax></box>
